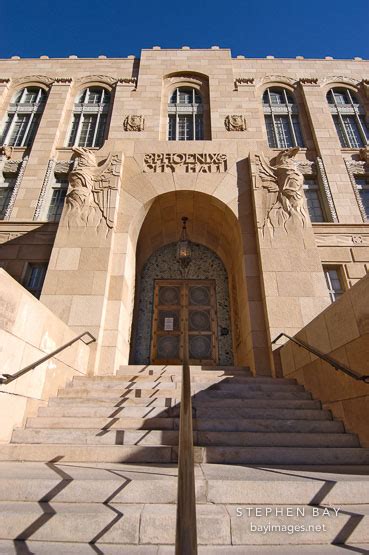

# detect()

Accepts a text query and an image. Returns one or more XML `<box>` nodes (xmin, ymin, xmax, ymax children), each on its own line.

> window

<box><xmin>303</xmin><ymin>178</ymin><xmax>326</xmax><ymax>222</ymax></box>
<box><xmin>68</xmin><ymin>87</ymin><xmax>110</xmax><ymax>148</ymax></box>
<box><xmin>0</xmin><ymin>175</ymin><xmax>15</xmax><ymax>220</ymax></box>
<box><xmin>324</xmin><ymin>266</ymin><xmax>344</xmax><ymax>302</ymax></box>
<box><xmin>168</xmin><ymin>87</ymin><xmax>203</xmax><ymax>141</ymax></box>
<box><xmin>355</xmin><ymin>176</ymin><xmax>369</xmax><ymax>220</ymax></box>
<box><xmin>263</xmin><ymin>88</ymin><xmax>304</xmax><ymax>148</ymax></box>
<box><xmin>0</xmin><ymin>87</ymin><xmax>46</xmax><ymax>147</ymax></box>
<box><xmin>47</xmin><ymin>176</ymin><xmax>68</xmax><ymax>222</ymax></box>
<box><xmin>24</xmin><ymin>263</ymin><xmax>47</xmax><ymax>298</ymax></box>
<box><xmin>327</xmin><ymin>88</ymin><xmax>369</xmax><ymax>148</ymax></box>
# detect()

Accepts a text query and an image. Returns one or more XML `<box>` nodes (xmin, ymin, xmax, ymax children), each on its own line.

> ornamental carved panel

<box><xmin>123</xmin><ymin>115</ymin><xmax>145</xmax><ymax>132</ymax></box>
<box><xmin>224</xmin><ymin>115</ymin><xmax>247</xmax><ymax>131</ymax></box>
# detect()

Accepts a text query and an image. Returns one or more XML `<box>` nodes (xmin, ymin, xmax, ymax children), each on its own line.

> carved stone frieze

<box><xmin>316</xmin><ymin>157</ymin><xmax>338</xmax><ymax>222</ymax></box>
<box><xmin>123</xmin><ymin>115</ymin><xmax>145</xmax><ymax>132</ymax></box>
<box><xmin>65</xmin><ymin>148</ymin><xmax>121</xmax><ymax>230</ymax></box>
<box><xmin>260</xmin><ymin>75</ymin><xmax>297</xmax><ymax>87</ymax></box>
<box><xmin>3</xmin><ymin>160</ymin><xmax>21</xmax><ymax>174</ymax></box>
<box><xmin>117</xmin><ymin>78</ymin><xmax>137</xmax><ymax>88</ymax></box>
<box><xmin>143</xmin><ymin>153</ymin><xmax>227</xmax><ymax>174</ymax></box>
<box><xmin>55</xmin><ymin>160</ymin><xmax>73</xmax><ymax>174</ymax></box>
<box><xmin>359</xmin><ymin>146</ymin><xmax>369</xmax><ymax>163</ymax></box>
<box><xmin>34</xmin><ymin>159</ymin><xmax>56</xmax><ymax>220</ymax></box>
<box><xmin>314</xmin><ymin>233</ymin><xmax>369</xmax><ymax>247</ymax></box>
<box><xmin>299</xmin><ymin>78</ymin><xmax>319</xmax><ymax>86</ymax></box>
<box><xmin>224</xmin><ymin>115</ymin><xmax>247</xmax><ymax>132</ymax></box>
<box><xmin>297</xmin><ymin>160</ymin><xmax>316</xmax><ymax>176</ymax></box>
<box><xmin>3</xmin><ymin>157</ymin><xmax>28</xmax><ymax>220</ymax></box>
<box><xmin>12</xmin><ymin>75</ymin><xmax>55</xmax><ymax>87</ymax></box>
<box><xmin>76</xmin><ymin>75</ymin><xmax>117</xmax><ymax>86</ymax></box>
<box><xmin>255</xmin><ymin>147</ymin><xmax>306</xmax><ymax>233</ymax></box>
<box><xmin>234</xmin><ymin>78</ymin><xmax>255</xmax><ymax>89</ymax></box>
<box><xmin>321</xmin><ymin>75</ymin><xmax>360</xmax><ymax>87</ymax></box>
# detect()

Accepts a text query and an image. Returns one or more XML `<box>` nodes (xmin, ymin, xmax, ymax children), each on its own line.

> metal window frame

<box><xmin>1</xmin><ymin>87</ymin><xmax>45</xmax><ymax>148</ymax></box>
<box><xmin>263</xmin><ymin>87</ymin><xmax>303</xmax><ymax>148</ymax></box>
<box><xmin>68</xmin><ymin>87</ymin><xmax>110</xmax><ymax>148</ymax></box>
<box><xmin>328</xmin><ymin>88</ymin><xmax>368</xmax><ymax>148</ymax></box>
<box><xmin>303</xmin><ymin>177</ymin><xmax>326</xmax><ymax>222</ymax></box>
<box><xmin>323</xmin><ymin>265</ymin><xmax>345</xmax><ymax>303</ymax></box>
<box><xmin>167</xmin><ymin>87</ymin><xmax>203</xmax><ymax>141</ymax></box>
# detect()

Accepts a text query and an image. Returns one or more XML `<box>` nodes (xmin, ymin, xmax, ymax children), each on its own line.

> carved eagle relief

<box><xmin>65</xmin><ymin>147</ymin><xmax>121</xmax><ymax>230</ymax></box>
<box><xmin>255</xmin><ymin>147</ymin><xmax>307</xmax><ymax>234</ymax></box>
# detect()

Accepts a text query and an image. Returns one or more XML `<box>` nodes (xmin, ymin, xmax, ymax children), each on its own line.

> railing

<box><xmin>0</xmin><ymin>331</ymin><xmax>96</xmax><ymax>385</ymax></box>
<box><xmin>175</xmin><ymin>333</ymin><xmax>198</xmax><ymax>555</ymax></box>
<box><xmin>272</xmin><ymin>332</ymin><xmax>369</xmax><ymax>384</ymax></box>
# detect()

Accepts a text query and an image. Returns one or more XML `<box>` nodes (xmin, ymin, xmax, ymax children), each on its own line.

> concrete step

<box><xmin>71</xmin><ymin>375</ymin><xmax>297</xmax><ymax>385</ymax></box>
<box><xmin>203</xmin><ymin>446</ymin><xmax>369</xmax><ymax>465</ymax></box>
<box><xmin>47</xmin><ymin>396</ymin><xmax>322</xmax><ymax>410</ymax></box>
<box><xmin>116</xmin><ymin>365</ymin><xmax>251</xmax><ymax>376</ymax></box>
<box><xmin>57</xmin><ymin>387</ymin><xmax>312</xmax><ymax>400</ymax></box>
<box><xmin>0</xmin><ymin>501</ymin><xmax>368</xmax><ymax>545</ymax></box>
<box><xmin>11</xmin><ymin>428</ymin><xmax>359</xmax><ymax>448</ymax></box>
<box><xmin>65</xmin><ymin>381</ymin><xmax>305</xmax><ymax>393</ymax></box>
<box><xmin>24</xmin><ymin>414</ymin><xmax>336</xmax><ymax>431</ymax></box>
<box><xmin>1</xmin><ymin>444</ymin><xmax>369</xmax><ymax>465</ymax></box>
<box><xmin>0</xmin><ymin>463</ymin><xmax>369</xmax><ymax>505</ymax></box>
<box><xmin>1</xmin><ymin>542</ymin><xmax>369</xmax><ymax>554</ymax></box>
<box><xmin>0</xmin><ymin>444</ymin><xmax>177</xmax><ymax>463</ymax></box>
<box><xmin>38</xmin><ymin>398</ymin><xmax>324</xmax><ymax>417</ymax></box>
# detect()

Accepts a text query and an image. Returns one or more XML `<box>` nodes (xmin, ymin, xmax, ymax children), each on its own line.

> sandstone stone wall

<box><xmin>278</xmin><ymin>273</ymin><xmax>369</xmax><ymax>446</ymax></box>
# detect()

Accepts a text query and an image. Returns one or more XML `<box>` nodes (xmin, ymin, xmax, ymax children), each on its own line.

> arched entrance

<box><xmin>128</xmin><ymin>190</ymin><xmax>252</xmax><ymax>368</ymax></box>
<box><xmin>131</xmin><ymin>242</ymin><xmax>233</xmax><ymax>365</ymax></box>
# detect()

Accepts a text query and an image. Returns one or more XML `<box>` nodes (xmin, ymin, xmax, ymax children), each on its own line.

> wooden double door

<box><xmin>150</xmin><ymin>279</ymin><xmax>218</xmax><ymax>365</ymax></box>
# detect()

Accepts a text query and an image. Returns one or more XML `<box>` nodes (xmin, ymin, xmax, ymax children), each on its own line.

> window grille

<box><xmin>24</xmin><ymin>263</ymin><xmax>47</xmax><ymax>298</ymax></box>
<box><xmin>47</xmin><ymin>176</ymin><xmax>68</xmax><ymax>222</ymax></box>
<box><xmin>323</xmin><ymin>266</ymin><xmax>344</xmax><ymax>302</ymax></box>
<box><xmin>327</xmin><ymin>88</ymin><xmax>369</xmax><ymax>148</ymax></box>
<box><xmin>263</xmin><ymin>88</ymin><xmax>304</xmax><ymax>148</ymax></box>
<box><xmin>0</xmin><ymin>87</ymin><xmax>46</xmax><ymax>148</ymax></box>
<box><xmin>68</xmin><ymin>87</ymin><xmax>110</xmax><ymax>148</ymax></box>
<box><xmin>303</xmin><ymin>178</ymin><xmax>326</xmax><ymax>222</ymax></box>
<box><xmin>168</xmin><ymin>87</ymin><xmax>204</xmax><ymax>141</ymax></box>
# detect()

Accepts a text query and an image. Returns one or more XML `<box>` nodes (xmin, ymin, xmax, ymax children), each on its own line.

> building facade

<box><xmin>0</xmin><ymin>47</ymin><xmax>368</xmax><ymax>377</ymax></box>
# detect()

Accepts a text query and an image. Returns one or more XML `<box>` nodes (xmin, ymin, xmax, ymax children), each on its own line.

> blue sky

<box><xmin>1</xmin><ymin>0</ymin><xmax>368</xmax><ymax>60</ymax></box>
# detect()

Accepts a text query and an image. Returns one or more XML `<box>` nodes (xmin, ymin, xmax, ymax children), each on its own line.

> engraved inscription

<box><xmin>143</xmin><ymin>153</ymin><xmax>227</xmax><ymax>173</ymax></box>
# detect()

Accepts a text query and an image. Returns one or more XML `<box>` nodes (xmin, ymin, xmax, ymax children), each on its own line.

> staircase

<box><xmin>0</xmin><ymin>365</ymin><xmax>368</xmax><ymax>553</ymax></box>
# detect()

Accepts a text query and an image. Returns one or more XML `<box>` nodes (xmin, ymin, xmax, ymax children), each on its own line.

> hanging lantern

<box><xmin>176</xmin><ymin>216</ymin><xmax>192</xmax><ymax>271</ymax></box>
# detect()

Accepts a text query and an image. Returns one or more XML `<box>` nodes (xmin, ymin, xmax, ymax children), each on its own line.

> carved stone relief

<box><xmin>12</xmin><ymin>75</ymin><xmax>55</xmax><ymax>87</ymax></box>
<box><xmin>0</xmin><ymin>146</ymin><xmax>13</xmax><ymax>160</ymax></box>
<box><xmin>255</xmin><ymin>147</ymin><xmax>306</xmax><ymax>234</ymax></box>
<box><xmin>314</xmin><ymin>233</ymin><xmax>369</xmax><ymax>247</ymax></box>
<box><xmin>55</xmin><ymin>160</ymin><xmax>73</xmax><ymax>174</ymax></box>
<box><xmin>299</xmin><ymin>78</ymin><xmax>319</xmax><ymax>86</ymax></box>
<box><xmin>224</xmin><ymin>115</ymin><xmax>247</xmax><ymax>131</ymax></box>
<box><xmin>234</xmin><ymin>78</ymin><xmax>255</xmax><ymax>90</ymax></box>
<box><xmin>143</xmin><ymin>153</ymin><xmax>227</xmax><ymax>174</ymax></box>
<box><xmin>65</xmin><ymin>148</ymin><xmax>121</xmax><ymax>230</ymax></box>
<box><xmin>344</xmin><ymin>158</ymin><xmax>367</xmax><ymax>222</ymax></box>
<box><xmin>123</xmin><ymin>115</ymin><xmax>145</xmax><ymax>132</ymax></box>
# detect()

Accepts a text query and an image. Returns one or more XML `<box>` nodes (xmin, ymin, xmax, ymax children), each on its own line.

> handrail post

<box><xmin>175</xmin><ymin>331</ymin><xmax>198</xmax><ymax>554</ymax></box>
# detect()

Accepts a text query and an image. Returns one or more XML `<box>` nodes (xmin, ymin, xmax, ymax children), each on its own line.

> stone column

<box><xmin>300</xmin><ymin>80</ymin><xmax>362</xmax><ymax>223</ymax></box>
<box><xmin>41</xmin><ymin>147</ymin><xmax>124</xmax><ymax>375</ymax></box>
<box><xmin>12</xmin><ymin>79</ymin><xmax>72</xmax><ymax>220</ymax></box>
<box><xmin>249</xmin><ymin>148</ymin><xmax>331</xmax><ymax>374</ymax></box>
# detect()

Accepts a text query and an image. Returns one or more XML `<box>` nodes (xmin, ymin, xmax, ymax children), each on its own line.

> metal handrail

<box><xmin>272</xmin><ymin>332</ymin><xmax>369</xmax><ymax>384</ymax></box>
<box><xmin>175</xmin><ymin>332</ymin><xmax>198</xmax><ymax>555</ymax></box>
<box><xmin>0</xmin><ymin>331</ymin><xmax>96</xmax><ymax>385</ymax></box>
